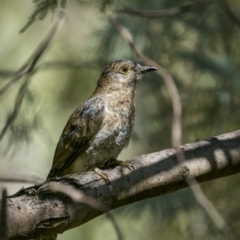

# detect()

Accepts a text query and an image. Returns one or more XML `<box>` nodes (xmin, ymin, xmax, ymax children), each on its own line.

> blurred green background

<box><xmin>1</xmin><ymin>0</ymin><xmax>240</xmax><ymax>239</ymax></box>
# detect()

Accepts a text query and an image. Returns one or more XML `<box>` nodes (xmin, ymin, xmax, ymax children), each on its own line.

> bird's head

<box><xmin>97</xmin><ymin>60</ymin><xmax>157</xmax><ymax>92</ymax></box>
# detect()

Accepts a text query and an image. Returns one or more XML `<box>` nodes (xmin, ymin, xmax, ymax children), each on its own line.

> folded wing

<box><xmin>47</xmin><ymin>97</ymin><xmax>105</xmax><ymax>178</ymax></box>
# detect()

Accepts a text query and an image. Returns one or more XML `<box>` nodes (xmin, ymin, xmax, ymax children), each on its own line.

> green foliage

<box><xmin>20</xmin><ymin>0</ymin><xmax>67</xmax><ymax>33</ymax></box>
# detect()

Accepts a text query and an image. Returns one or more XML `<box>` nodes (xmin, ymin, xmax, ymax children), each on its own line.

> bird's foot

<box><xmin>108</xmin><ymin>159</ymin><xmax>134</xmax><ymax>171</ymax></box>
<box><xmin>94</xmin><ymin>167</ymin><xmax>110</xmax><ymax>183</ymax></box>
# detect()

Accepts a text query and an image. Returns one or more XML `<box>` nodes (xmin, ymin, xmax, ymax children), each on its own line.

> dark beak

<box><xmin>140</xmin><ymin>66</ymin><xmax>158</xmax><ymax>74</ymax></box>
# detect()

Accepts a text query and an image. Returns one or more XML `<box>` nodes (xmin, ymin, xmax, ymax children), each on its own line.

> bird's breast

<box><xmin>74</xmin><ymin>95</ymin><xmax>135</xmax><ymax>171</ymax></box>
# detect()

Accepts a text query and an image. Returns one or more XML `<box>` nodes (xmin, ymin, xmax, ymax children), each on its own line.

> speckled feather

<box><xmin>47</xmin><ymin>60</ymin><xmax>156</xmax><ymax>179</ymax></box>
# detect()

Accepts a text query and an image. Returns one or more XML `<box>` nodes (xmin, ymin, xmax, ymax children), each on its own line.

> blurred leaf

<box><xmin>20</xmin><ymin>0</ymin><xmax>66</xmax><ymax>33</ymax></box>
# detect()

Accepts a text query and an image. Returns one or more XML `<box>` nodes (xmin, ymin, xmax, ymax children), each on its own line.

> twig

<box><xmin>115</xmin><ymin>0</ymin><xmax>214</xmax><ymax>18</ymax></box>
<box><xmin>50</xmin><ymin>183</ymin><xmax>124</xmax><ymax>240</ymax></box>
<box><xmin>176</xmin><ymin>148</ymin><xmax>234</xmax><ymax>239</ymax></box>
<box><xmin>0</xmin><ymin>74</ymin><xmax>33</xmax><ymax>141</ymax></box>
<box><xmin>0</xmin><ymin>11</ymin><xmax>66</xmax><ymax>141</ymax></box>
<box><xmin>0</xmin><ymin>174</ymin><xmax>44</xmax><ymax>185</ymax></box>
<box><xmin>0</xmin><ymin>10</ymin><xmax>66</xmax><ymax>97</ymax></box>
<box><xmin>0</xmin><ymin>61</ymin><xmax>33</xmax><ymax>97</ymax></box>
<box><xmin>0</xmin><ymin>61</ymin><xmax>98</xmax><ymax>78</ymax></box>
<box><xmin>0</xmin><ymin>188</ymin><xmax>8</xmax><ymax>240</ymax></box>
<box><xmin>0</xmin><ymin>10</ymin><xmax>65</xmax><ymax>97</ymax></box>
<box><xmin>109</xmin><ymin>15</ymin><xmax>182</xmax><ymax>147</ymax></box>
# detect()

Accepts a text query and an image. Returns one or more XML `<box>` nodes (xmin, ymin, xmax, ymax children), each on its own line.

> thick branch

<box><xmin>4</xmin><ymin>130</ymin><xmax>240</xmax><ymax>239</ymax></box>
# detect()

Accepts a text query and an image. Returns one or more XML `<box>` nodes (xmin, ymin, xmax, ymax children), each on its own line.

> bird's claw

<box><xmin>118</xmin><ymin>161</ymin><xmax>134</xmax><ymax>171</ymax></box>
<box><xmin>108</xmin><ymin>159</ymin><xmax>134</xmax><ymax>171</ymax></box>
<box><xmin>94</xmin><ymin>167</ymin><xmax>110</xmax><ymax>184</ymax></box>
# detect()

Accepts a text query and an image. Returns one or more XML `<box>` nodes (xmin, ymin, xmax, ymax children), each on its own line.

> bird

<box><xmin>47</xmin><ymin>60</ymin><xmax>157</xmax><ymax>182</ymax></box>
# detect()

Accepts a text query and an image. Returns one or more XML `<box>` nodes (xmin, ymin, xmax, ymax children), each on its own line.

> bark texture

<box><xmin>3</xmin><ymin>130</ymin><xmax>240</xmax><ymax>239</ymax></box>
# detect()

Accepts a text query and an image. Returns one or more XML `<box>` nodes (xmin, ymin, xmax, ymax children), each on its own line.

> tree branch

<box><xmin>3</xmin><ymin>130</ymin><xmax>240</xmax><ymax>240</ymax></box>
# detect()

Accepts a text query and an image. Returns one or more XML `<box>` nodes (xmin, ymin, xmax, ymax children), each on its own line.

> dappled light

<box><xmin>1</xmin><ymin>0</ymin><xmax>240</xmax><ymax>239</ymax></box>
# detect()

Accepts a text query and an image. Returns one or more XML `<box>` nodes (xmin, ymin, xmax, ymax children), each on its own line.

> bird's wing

<box><xmin>47</xmin><ymin>97</ymin><xmax>105</xmax><ymax>178</ymax></box>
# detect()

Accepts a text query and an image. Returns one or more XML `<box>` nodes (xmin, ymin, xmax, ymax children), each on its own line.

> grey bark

<box><xmin>3</xmin><ymin>130</ymin><xmax>240</xmax><ymax>240</ymax></box>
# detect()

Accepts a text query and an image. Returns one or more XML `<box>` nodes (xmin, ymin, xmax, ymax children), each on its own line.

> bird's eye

<box><xmin>120</xmin><ymin>65</ymin><xmax>130</xmax><ymax>75</ymax></box>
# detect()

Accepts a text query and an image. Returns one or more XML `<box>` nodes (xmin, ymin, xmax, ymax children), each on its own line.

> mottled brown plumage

<box><xmin>47</xmin><ymin>60</ymin><xmax>156</xmax><ymax>181</ymax></box>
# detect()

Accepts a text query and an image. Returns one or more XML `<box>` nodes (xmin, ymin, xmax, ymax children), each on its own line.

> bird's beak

<box><xmin>140</xmin><ymin>66</ymin><xmax>158</xmax><ymax>74</ymax></box>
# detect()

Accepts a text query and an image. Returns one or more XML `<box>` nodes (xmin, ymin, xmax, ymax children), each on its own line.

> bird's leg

<box><xmin>107</xmin><ymin>158</ymin><xmax>134</xmax><ymax>170</ymax></box>
<box><xmin>93</xmin><ymin>167</ymin><xmax>110</xmax><ymax>183</ymax></box>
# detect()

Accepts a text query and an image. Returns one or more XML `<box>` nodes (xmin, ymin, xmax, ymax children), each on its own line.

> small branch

<box><xmin>176</xmin><ymin>149</ymin><xmax>233</xmax><ymax>239</ymax></box>
<box><xmin>0</xmin><ymin>11</ymin><xmax>66</xmax><ymax>141</ymax></box>
<box><xmin>109</xmin><ymin>15</ymin><xmax>182</xmax><ymax>147</ymax></box>
<box><xmin>3</xmin><ymin>130</ymin><xmax>240</xmax><ymax>240</ymax></box>
<box><xmin>0</xmin><ymin>61</ymin><xmax>98</xmax><ymax>78</ymax></box>
<box><xmin>115</xmin><ymin>0</ymin><xmax>214</xmax><ymax>18</ymax></box>
<box><xmin>0</xmin><ymin>74</ymin><xmax>33</xmax><ymax>140</ymax></box>
<box><xmin>0</xmin><ymin>10</ymin><xmax>66</xmax><ymax>97</ymax></box>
